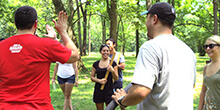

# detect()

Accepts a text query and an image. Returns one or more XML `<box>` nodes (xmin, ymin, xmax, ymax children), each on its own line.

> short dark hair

<box><xmin>99</xmin><ymin>44</ymin><xmax>110</xmax><ymax>52</ymax></box>
<box><xmin>106</xmin><ymin>38</ymin><xmax>116</xmax><ymax>45</ymax></box>
<box><xmin>0</xmin><ymin>38</ymin><xmax>5</xmax><ymax>41</ymax></box>
<box><xmin>14</xmin><ymin>6</ymin><xmax>37</xmax><ymax>30</ymax></box>
<box><xmin>141</xmin><ymin>2</ymin><xmax>176</xmax><ymax>28</ymax></box>
<box><xmin>149</xmin><ymin>14</ymin><xmax>174</xmax><ymax>28</ymax></box>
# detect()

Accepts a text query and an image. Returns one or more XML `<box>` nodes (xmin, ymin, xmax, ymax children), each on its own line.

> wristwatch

<box><xmin>117</xmin><ymin>96</ymin><xmax>127</xmax><ymax>108</ymax></box>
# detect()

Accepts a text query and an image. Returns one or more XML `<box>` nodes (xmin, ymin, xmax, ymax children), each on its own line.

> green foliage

<box><xmin>0</xmin><ymin>0</ymin><xmax>55</xmax><ymax>39</ymax></box>
<box><xmin>173</xmin><ymin>0</ymin><xmax>214</xmax><ymax>56</ymax></box>
<box><xmin>0</xmin><ymin>0</ymin><xmax>217</xmax><ymax>55</ymax></box>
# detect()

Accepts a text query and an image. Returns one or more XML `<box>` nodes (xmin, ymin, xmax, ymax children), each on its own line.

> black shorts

<box><xmin>93</xmin><ymin>89</ymin><xmax>113</xmax><ymax>104</ymax></box>
<box><xmin>57</xmin><ymin>75</ymin><xmax>75</xmax><ymax>84</ymax></box>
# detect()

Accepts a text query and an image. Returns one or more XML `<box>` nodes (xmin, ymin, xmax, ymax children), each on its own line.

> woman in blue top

<box><xmin>91</xmin><ymin>44</ymin><xmax>118</xmax><ymax>110</ymax></box>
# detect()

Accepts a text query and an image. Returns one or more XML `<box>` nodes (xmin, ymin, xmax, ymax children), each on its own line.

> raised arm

<box><xmin>53</xmin><ymin>11</ymin><xmax>79</xmax><ymax>63</ymax></box>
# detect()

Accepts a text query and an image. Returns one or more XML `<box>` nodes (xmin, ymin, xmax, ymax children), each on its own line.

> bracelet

<box><xmin>52</xmin><ymin>77</ymin><xmax>55</xmax><ymax>80</ymax></box>
<box><xmin>118</xmin><ymin>96</ymin><xmax>127</xmax><ymax>108</ymax></box>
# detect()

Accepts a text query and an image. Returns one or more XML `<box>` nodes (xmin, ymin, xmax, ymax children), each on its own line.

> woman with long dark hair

<box><xmin>91</xmin><ymin>44</ymin><xmax>118</xmax><ymax>110</ymax></box>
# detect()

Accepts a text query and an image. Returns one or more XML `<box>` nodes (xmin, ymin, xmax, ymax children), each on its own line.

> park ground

<box><xmin>50</xmin><ymin>52</ymin><xmax>208</xmax><ymax>110</ymax></box>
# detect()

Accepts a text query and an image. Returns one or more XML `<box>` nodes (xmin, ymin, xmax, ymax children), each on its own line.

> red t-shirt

<box><xmin>0</xmin><ymin>34</ymin><xmax>72</xmax><ymax>110</ymax></box>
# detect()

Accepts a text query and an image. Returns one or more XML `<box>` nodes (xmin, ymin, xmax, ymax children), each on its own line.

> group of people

<box><xmin>91</xmin><ymin>38</ymin><xmax>125</xmax><ymax>110</ymax></box>
<box><xmin>0</xmin><ymin>2</ymin><xmax>219</xmax><ymax>110</ymax></box>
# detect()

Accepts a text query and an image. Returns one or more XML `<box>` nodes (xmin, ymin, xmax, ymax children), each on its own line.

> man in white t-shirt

<box><xmin>111</xmin><ymin>2</ymin><xmax>196</xmax><ymax>110</ymax></box>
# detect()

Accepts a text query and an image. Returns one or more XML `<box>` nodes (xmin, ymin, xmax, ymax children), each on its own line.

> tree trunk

<box><xmin>136</xmin><ymin>29</ymin><xmax>139</xmax><ymax>58</ymax></box>
<box><xmin>52</xmin><ymin>0</ymin><xmax>65</xmax><ymax>14</ymax></box>
<box><xmin>52</xmin><ymin>0</ymin><xmax>88</xmax><ymax>72</ymax></box>
<box><xmin>107</xmin><ymin>0</ymin><xmax>117</xmax><ymax>49</ymax></box>
<box><xmin>76</xmin><ymin>0</ymin><xmax>83</xmax><ymax>56</ymax></box>
<box><xmin>172</xmin><ymin>0</ymin><xmax>174</xmax><ymax>7</ymax></box>
<box><xmin>88</xmin><ymin>12</ymin><xmax>92</xmax><ymax>56</ymax></box>
<box><xmin>197</xmin><ymin>40</ymin><xmax>206</xmax><ymax>56</ymax></box>
<box><xmin>80</xmin><ymin>0</ymin><xmax>88</xmax><ymax>56</ymax></box>
<box><xmin>146</xmin><ymin>0</ymin><xmax>152</xmax><ymax>10</ymax></box>
<box><xmin>101</xmin><ymin>16</ymin><xmax>106</xmax><ymax>44</ymax></box>
<box><xmin>121</xmin><ymin>18</ymin><xmax>125</xmax><ymax>56</ymax></box>
<box><xmin>116</xmin><ymin>16</ymin><xmax>121</xmax><ymax>52</ymax></box>
<box><xmin>136</xmin><ymin>0</ymin><xmax>140</xmax><ymax>58</ymax></box>
<box><xmin>213</xmin><ymin>0</ymin><xmax>218</xmax><ymax>35</ymax></box>
<box><xmin>219</xmin><ymin>0</ymin><xmax>220</xmax><ymax>34</ymax></box>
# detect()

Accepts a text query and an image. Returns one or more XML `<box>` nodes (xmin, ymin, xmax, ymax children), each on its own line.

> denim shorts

<box><xmin>57</xmin><ymin>75</ymin><xmax>75</xmax><ymax>84</ymax></box>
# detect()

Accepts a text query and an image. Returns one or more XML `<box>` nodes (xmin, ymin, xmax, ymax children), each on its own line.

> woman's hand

<box><xmin>99</xmin><ymin>78</ymin><xmax>107</xmax><ymax>84</ymax></box>
<box><xmin>107</xmin><ymin>65</ymin><xmax>115</xmax><ymax>73</ymax></box>
<box><xmin>52</xmin><ymin>78</ymin><xmax>56</xmax><ymax>84</ymax></box>
<box><xmin>75</xmin><ymin>80</ymin><xmax>79</xmax><ymax>87</ymax></box>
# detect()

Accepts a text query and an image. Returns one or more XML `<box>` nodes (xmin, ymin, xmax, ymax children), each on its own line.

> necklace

<box><xmin>99</xmin><ymin>59</ymin><xmax>109</xmax><ymax>68</ymax></box>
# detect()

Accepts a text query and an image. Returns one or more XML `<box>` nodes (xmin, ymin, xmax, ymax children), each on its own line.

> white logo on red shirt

<box><xmin>9</xmin><ymin>44</ymin><xmax>23</xmax><ymax>53</ymax></box>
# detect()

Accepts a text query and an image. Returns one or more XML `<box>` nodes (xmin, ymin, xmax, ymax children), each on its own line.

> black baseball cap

<box><xmin>141</xmin><ymin>2</ymin><xmax>176</xmax><ymax>23</ymax></box>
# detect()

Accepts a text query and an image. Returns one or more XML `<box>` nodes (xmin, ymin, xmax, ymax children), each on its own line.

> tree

<box><xmin>1</xmin><ymin>0</ymin><xmax>219</xmax><ymax>59</ymax></box>
<box><xmin>136</xmin><ymin>0</ymin><xmax>140</xmax><ymax>58</ymax></box>
<box><xmin>173</xmin><ymin>0</ymin><xmax>212</xmax><ymax>56</ymax></box>
<box><xmin>80</xmin><ymin>0</ymin><xmax>89</xmax><ymax>56</ymax></box>
<box><xmin>0</xmin><ymin>0</ymin><xmax>55</xmax><ymax>38</ymax></box>
<box><xmin>219</xmin><ymin>1</ymin><xmax>220</xmax><ymax>34</ymax></box>
<box><xmin>52</xmin><ymin>0</ymin><xmax>88</xmax><ymax>72</ymax></box>
<box><xmin>88</xmin><ymin>12</ymin><xmax>92</xmax><ymax>56</ymax></box>
<box><xmin>106</xmin><ymin>0</ymin><xmax>117</xmax><ymax>49</ymax></box>
<box><xmin>213</xmin><ymin>0</ymin><xmax>218</xmax><ymax>35</ymax></box>
<box><xmin>76</xmin><ymin>0</ymin><xmax>83</xmax><ymax>56</ymax></box>
<box><xmin>101</xmin><ymin>15</ymin><xmax>107</xmax><ymax>44</ymax></box>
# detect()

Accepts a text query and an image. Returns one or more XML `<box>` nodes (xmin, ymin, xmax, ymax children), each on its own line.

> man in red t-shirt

<box><xmin>0</xmin><ymin>6</ymin><xmax>79</xmax><ymax>110</ymax></box>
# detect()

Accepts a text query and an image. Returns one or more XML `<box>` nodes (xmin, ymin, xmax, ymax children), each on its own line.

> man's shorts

<box><xmin>93</xmin><ymin>89</ymin><xmax>113</xmax><ymax>104</ymax></box>
<box><xmin>57</xmin><ymin>75</ymin><xmax>75</xmax><ymax>84</ymax></box>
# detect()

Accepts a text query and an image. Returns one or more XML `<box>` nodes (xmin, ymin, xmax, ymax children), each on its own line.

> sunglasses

<box><xmin>203</xmin><ymin>44</ymin><xmax>220</xmax><ymax>49</ymax></box>
<box><xmin>101</xmin><ymin>44</ymin><xmax>109</xmax><ymax>47</ymax></box>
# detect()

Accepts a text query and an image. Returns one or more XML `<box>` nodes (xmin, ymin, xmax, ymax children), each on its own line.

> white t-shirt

<box><xmin>132</xmin><ymin>34</ymin><xmax>196</xmax><ymax>110</ymax></box>
<box><xmin>57</xmin><ymin>62</ymin><xmax>75</xmax><ymax>78</ymax></box>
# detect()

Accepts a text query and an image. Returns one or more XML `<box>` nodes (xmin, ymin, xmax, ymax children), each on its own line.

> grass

<box><xmin>49</xmin><ymin>52</ymin><xmax>209</xmax><ymax>110</ymax></box>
